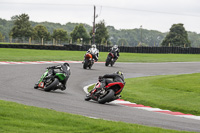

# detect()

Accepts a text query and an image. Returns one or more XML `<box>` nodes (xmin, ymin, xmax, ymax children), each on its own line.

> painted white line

<box><xmin>0</xmin><ymin>61</ymin><xmax>83</xmax><ymax>65</ymax></box>
<box><xmin>177</xmin><ymin>115</ymin><xmax>200</xmax><ymax>120</ymax></box>
<box><xmin>83</xmin><ymin>83</ymin><xmax>94</xmax><ymax>94</ymax></box>
<box><xmin>110</xmin><ymin>100</ymin><xmax>132</xmax><ymax>104</ymax></box>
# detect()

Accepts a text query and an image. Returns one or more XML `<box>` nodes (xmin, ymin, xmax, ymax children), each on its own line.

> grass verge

<box><xmin>121</xmin><ymin>73</ymin><xmax>200</xmax><ymax>115</ymax></box>
<box><xmin>1</xmin><ymin>48</ymin><xmax>200</xmax><ymax>62</ymax></box>
<box><xmin>0</xmin><ymin>100</ymin><xmax>194</xmax><ymax>133</ymax></box>
<box><xmin>88</xmin><ymin>73</ymin><xmax>200</xmax><ymax>116</ymax></box>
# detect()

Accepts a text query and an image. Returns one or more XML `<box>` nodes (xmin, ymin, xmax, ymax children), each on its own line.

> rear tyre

<box><xmin>111</xmin><ymin>60</ymin><xmax>113</xmax><ymax>67</ymax></box>
<box><xmin>105</xmin><ymin>57</ymin><xmax>110</xmax><ymax>66</ymax></box>
<box><xmin>98</xmin><ymin>89</ymin><xmax>115</xmax><ymax>104</ymax></box>
<box><xmin>83</xmin><ymin>59</ymin><xmax>88</xmax><ymax>69</ymax></box>
<box><xmin>44</xmin><ymin>78</ymin><xmax>59</xmax><ymax>92</ymax></box>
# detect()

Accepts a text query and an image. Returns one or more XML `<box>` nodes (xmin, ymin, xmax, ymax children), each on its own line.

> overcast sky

<box><xmin>0</xmin><ymin>0</ymin><xmax>200</xmax><ymax>33</ymax></box>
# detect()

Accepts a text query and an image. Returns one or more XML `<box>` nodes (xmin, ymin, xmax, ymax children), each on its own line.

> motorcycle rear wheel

<box><xmin>44</xmin><ymin>78</ymin><xmax>59</xmax><ymax>92</ymax></box>
<box><xmin>83</xmin><ymin>59</ymin><xmax>88</xmax><ymax>69</ymax></box>
<box><xmin>105</xmin><ymin>57</ymin><xmax>110</xmax><ymax>66</ymax></box>
<box><xmin>98</xmin><ymin>89</ymin><xmax>115</xmax><ymax>104</ymax></box>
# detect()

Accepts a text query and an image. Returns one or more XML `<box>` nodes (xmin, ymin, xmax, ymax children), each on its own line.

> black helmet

<box><xmin>63</xmin><ymin>63</ymin><xmax>70</xmax><ymax>67</ymax></box>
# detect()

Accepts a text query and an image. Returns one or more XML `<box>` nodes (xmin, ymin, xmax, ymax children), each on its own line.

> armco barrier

<box><xmin>1</xmin><ymin>44</ymin><xmax>200</xmax><ymax>54</ymax></box>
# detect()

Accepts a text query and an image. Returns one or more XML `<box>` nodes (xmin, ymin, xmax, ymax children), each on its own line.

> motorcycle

<box><xmin>83</xmin><ymin>53</ymin><xmax>94</xmax><ymax>69</ymax></box>
<box><xmin>85</xmin><ymin>79</ymin><xmax>125</xmax><ymax>104</ymax></box>
<box><xmin>105</xmin><ymin>52</ymin><xmax>117</xmax><ymax>67</ymax></box>
<box><xmin>34</xmin><ymin>63</ymin><xmax>70</xmax><ymax>92</ymax></box>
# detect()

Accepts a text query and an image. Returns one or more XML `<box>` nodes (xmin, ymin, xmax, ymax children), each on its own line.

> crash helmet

<box><xmin>115</xmin><ymin>70</ymin><xmax>123</xmax><ymax>77</ymax></box>
<box><xmin>92</xmin><ymin>44</ymin><xmax>96</xmax><ymax>49</ymax></box>
<box><xmin>113</xmin><ymin>45</ymin><xmax>118</xmax><ymax>48</ymax></box>
<box><xmin>63</xmin><ymin>63</ymin><xmax>70</xmax><ymax>67</ymax></box>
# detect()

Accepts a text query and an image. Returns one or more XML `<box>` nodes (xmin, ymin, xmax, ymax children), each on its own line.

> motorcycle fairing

<box><xmin>105</xmin><ymin>82</ymin><xmax>124</xmax><ymax>94</ymax></box>
<box><xmin>85</xmin><ymin>53</ymin><xmax>93</xmax><ymax>59</ymax></box>
<box><xmin>108</xmin><ymin>52</ymin><xmax>114</xmax><ymax>58</ymax></box>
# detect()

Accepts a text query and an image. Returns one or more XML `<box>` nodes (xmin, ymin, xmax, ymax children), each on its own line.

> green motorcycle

<box><xmin>34</xmin><ymin>63</ymin><xmax>71</xmax><ymax>92</ymax></box>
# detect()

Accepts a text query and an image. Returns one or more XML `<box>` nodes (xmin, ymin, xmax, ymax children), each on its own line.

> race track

<box><xmin>0</xmin><ymin>62</ymin><xmax>200</xmax><ymax>132</ymax></box>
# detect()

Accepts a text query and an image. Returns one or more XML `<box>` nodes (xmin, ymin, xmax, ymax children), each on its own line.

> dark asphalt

<box><xmin>0</xmin><ymin>62</ymin><xmax>200</xmax><ymax>132</ymax></box>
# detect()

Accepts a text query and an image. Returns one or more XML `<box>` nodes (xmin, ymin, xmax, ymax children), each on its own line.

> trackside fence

<box><xmin>1</xmin><ymin>44</ymin><xmax>200</xmax><ymax>54</ymax></box>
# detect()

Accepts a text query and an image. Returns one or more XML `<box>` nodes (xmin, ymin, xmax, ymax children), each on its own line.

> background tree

<box><xmin>1</xmin><ymin>17</ymin><xmax>200</xmax><ymax>47</ymax></box>
<box><xmin>161</xmin><ymin>23</ymin><xmax>190</xmax><ymax>47</ymax></box>
<box><xmin>0</xmin><ymin>32</ymin><xmax>5</xmax><ymax>42</ymax></box>
<box><xmin>117</xmin><ymin>38</ymin><xmax>129</xmax><ymax>46</ymax></box>
<box><xmin>10</xmin><ymin>13</ymin><xmax>33</xmax><ymax>41</ymax></box>
<box><xmin>33</xmin><ymin>25</ymin><xmax>50</xmax><ymax>44</ymax></box>
<box><xmin>90</xmin><ymin>20</ymin><xmax>109</xmax><ymax>45</ymax></box>
<box><xmin>52</xmin><ymin>29</ymin><xmax>68</xmax><ymax>44</ymax></box>
<box><xmin>70</xmin><ymin>24</ymin><xmax>90</xmax><ymax>44</ymax></box>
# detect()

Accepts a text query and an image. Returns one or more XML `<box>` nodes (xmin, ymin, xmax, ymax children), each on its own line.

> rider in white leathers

<box><xmin>86</xmin><ymin>44</ymin><xmax>99</xmax><ymax>62</ymax></box>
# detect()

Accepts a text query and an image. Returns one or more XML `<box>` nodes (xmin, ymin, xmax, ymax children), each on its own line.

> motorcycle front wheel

<box><xmin>98</xmin><ymin>89</ymin><xmax>115</xmax><ymax>104</ymax></box>
<box><xmin>44</xmin><ymin>78</ymin><xmax>59</xmax><ymax>92</ymax></box>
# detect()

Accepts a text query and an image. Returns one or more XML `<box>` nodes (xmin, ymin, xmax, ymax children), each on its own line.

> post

<box><xmin>92</xmin><ymin>5</ymin><xmax>96</xmax><ymax>44</ymax></box>
<box><xmin>42</xmin><ymin>38</ymin><xmax>43</xmax><ymax>45</ymax></box>
<box><xmin>29</xmin><ymin>37</ymin><xmax>31</xmax><ymax>45</ymax></box>
<box><xmin>140</xmin><ymin>25</ymin><xmax>142</xmax><ymax>45</ymax></box>
<box><xmin>53</xmin><ymin>38</ymin><xmax>55</xmax><ymax>46</ymax></box>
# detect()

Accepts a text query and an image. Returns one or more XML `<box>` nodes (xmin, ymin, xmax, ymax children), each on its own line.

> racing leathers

<box><xmin>86</xmin><ymin>47</ymin><xmax>99</xmax><ymax>62</ymax></box>
<box><xmin>110</xmin><ymin>47</ymin><xmax>119</xmax><ymax>61</ymax></box>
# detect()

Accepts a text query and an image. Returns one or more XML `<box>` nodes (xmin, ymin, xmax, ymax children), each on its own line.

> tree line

<box><xmin>0</xmin><ymin>13</ymin><xmax>200</xmax><ymax>47</ymax></box>
<box><xmin>1</xmin><ymin>13</ymin><xmax>109</xmax><ymax>45</ymax></box>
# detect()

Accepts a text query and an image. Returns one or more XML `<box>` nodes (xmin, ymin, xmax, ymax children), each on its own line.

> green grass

<box><xmin>88</xmin><ymin>73</ymin><xmax>200</xmax><ymax>116</ymax></box>
<box><xmin>0</xmin><ymin>100</ymin><xmax>194</xmax><ymax>133</ymax></box>
<box><xmin>1</xmin><ymin>48</ymin><xmax>200</xmax><ymax>62</ymax></box>
<box><xmin>121</xmin><ymin>73</ymin><xmax>200</xmax><ymax>116</ymax></box>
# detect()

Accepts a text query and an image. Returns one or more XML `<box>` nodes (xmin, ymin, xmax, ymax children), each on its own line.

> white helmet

<box><xmin>113</xmin><ymin>45</ymin><xmax>118</xmax><ymax>48</ymax></box>
<box><xmin>92</xmin><ymin>44</ymin><xmax>96</xmax><ymax>49</ymax></box>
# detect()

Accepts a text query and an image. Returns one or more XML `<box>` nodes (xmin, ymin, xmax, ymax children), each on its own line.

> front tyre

<box><xmin>85</xmin><ymin>93</ymin><xmax>92</xmax><ymax>101</ymax></box>
<box><xmin>85</xmin><ymin>96</ymin><xmax>91</xmax><ymax>101</ymax></box>
<box><xmin>44</xmin><ymin>78</ymin><xmax>59</xmax><ymax>92</ymax></box>
<box><xmin>98</xmin><ymin>89</ymin><xmax>115</xmax><ymax>104</ymax></box>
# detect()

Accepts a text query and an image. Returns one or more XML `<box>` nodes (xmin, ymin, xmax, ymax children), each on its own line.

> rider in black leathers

<box><xmin>109</xmin><ymin>45</ymin><xmax>120</xmax><ymax>61</ymax></box>
<box><xmin>96</xmin><ymin>71</ymin><xmax>124</xmax><ymax>99</ymax></box>
<box><xmin>99</xmin><ymin>71</ymin><xmax>124</xmax><ymax>86</ymax></box>
<box><xmin>34</xmin><ymin>63</ymin><xmax>70</xmax><ymax>90</ymax></box>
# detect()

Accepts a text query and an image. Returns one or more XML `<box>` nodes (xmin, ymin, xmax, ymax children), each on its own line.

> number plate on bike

<box><xmin>38</xmin><ymin>82</ymin><xmax>44</xmax><ymax>88</ymax></box>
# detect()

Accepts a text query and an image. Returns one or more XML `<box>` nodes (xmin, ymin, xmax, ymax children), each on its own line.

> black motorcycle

<box><xmin>34</xmin><ymin>63</ymin><xmax>71</xmax><ymax>92</ymax></box>
<box><xmin>105</xmin><ymin>52</ymin><xmax>117</xmax><ymax>67</ymax></box>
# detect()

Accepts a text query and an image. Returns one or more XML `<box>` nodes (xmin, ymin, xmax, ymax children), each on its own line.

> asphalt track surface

<box><xmin>1</xmin><ymin>62</ymin><xmax>200</xmax><ymax>132</ymax></box>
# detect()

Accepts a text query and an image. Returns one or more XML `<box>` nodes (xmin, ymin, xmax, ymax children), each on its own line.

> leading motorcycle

<box><xmin>85</xmin><ymin>80</ymin><xmax>125</xmax><ymax>104</ymax></box>
<box><xmin>34</xmin><ymin>63</ymin><xmax>70</xmax><ymax>92</ymax></box>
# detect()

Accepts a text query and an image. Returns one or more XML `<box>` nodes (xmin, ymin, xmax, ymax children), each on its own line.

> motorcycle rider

<box><xmin>109</xmin><ymin>45</ymin><xmax>120</xmax><ymax>61</ymax></box>
<box><xmin>85</xmin><ymin>44</ymin><xmax>99</xmax><ymax>62</ymax></box>
<box><xmin>99</xmin><ymin>70</ymin><xmax>124</xmax><ymax>87</ymax></box>
<box><xmin>34</xmin><ymin>63</ymin><xmax>70</xmax><ymax>90</ymax></box>
<box><xmin>88</xmin><ymin>71</ymin><xmax>124</xmax><ymax>99</ymax></box>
